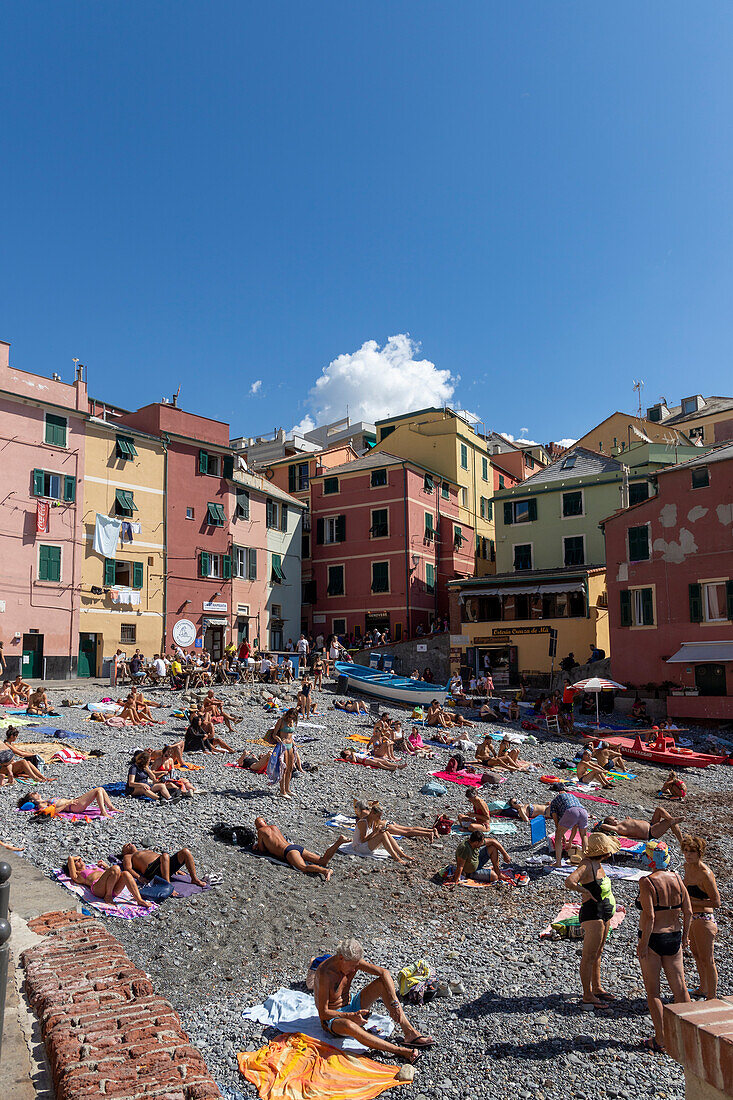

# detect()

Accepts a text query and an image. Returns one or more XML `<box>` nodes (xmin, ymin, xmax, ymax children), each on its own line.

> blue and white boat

<box><xmin>334</xmin><ymin>661</ymin><xmax>449</xmax><ymax>706</ymax></box>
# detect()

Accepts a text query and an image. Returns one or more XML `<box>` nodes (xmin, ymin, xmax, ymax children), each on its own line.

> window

<box><xmin>479</xmin><ymin>496</ymin><xmax>493</xmax><ymax>521</ymax></box>
<box><xmin>197</xmin><ymin>451</ymin><xmax>233</xmax><ymax>478</ymax></box>
<box><xmin>115</xmin><ymin>435</ymin><xmax>138</xmax><ymax>461</ymax></box>
<box><xmin>647</xmin><ymin>405</ymin><xmax>662</xmax><ymax>422</ymax></box>
<box><xmin>371</xmin><ymin>468</ymin><xmax>387</xmax><ymax>488</ymax></box>
<box><xmin>563</xmin><ymin>536</ymin><xmax>585</xmax><ymax>567</ymax></box>
<box><xmin>441</xmin><ymin>482</ymin><xmax>450</xmax><ymax>500</ymax></box>
<box><xmin>371</xmin><ymin>508</ymin><xmax>389</xmax><ymax>538</ymax></box>
<box><xmin>425</xmin><ymin>563</ymin><xmax>435</xmax><ymax>593</ymax></box>
<box><xmin>302</xmin><ymin>533</ymin><xmax>310</xmax><ymax>558</ymax></box>
<box><xmin>423</xmin><ymin>473</ymin><xmax>434</xmax><ymax>494</ymax></box>
<box><xmin>371</xmin><ymin>561</ymin><xmax>389</xmax><ymax>593</ymax></box>
<box><xmin>104</xmin><ymin>559</ymin><xmax>144</xmax><ymax>589</ymax></box>
<box><xmin>476</xmin><ymin>595</ymin><xmax>502</xmax><ymax>621</ymax></box>
<box><xmin>628</xmin><ymin>481</ymin><xmax>650</xmax><ymax>506</ymax></box>
<box><xmin>271</xmin><ymin>604</ymin><xmax>282</xmax><ymax>621</ymax></box>
<box><xmin>702</xmin><ymin>581</ymin><xmax>731</xmax><ymax>622</ymax></box>
<box><xmin>481</xmin><ymin>456</ymin><xmax>488</xmax><ymax>481</ymax></box>
<box><xmin>233</xmin><ymin>546</ymin><xmax>257</xmax><ymax>580</ymax></box>
<box><xmin>498</xmin><ymin>475</ymin><xmax>505</xmax><ymax>489</ymax></box>
<box><xmin>424</xmin><ymin>513</ymin><xmax>435</xmax><ymax>541</ymax></box>
<box><xmin>628</xmin><ymin>525</ymin><xmax>650</xmax><ymax>562</ymax></box>
<box><xmin>562</xmin><ymin>490</ymin><xmax>583</xmax><ymax>518</ymax></box>
<box><xmin>323</xmin><ymin>477</ymin><xmax>339</xmax><ymax>495</ymax></box>
<box><xmin>327</xmin><ymin>565</ymin><xmax>344</xmax><ymax>596</ymax></box>
<box><xmin>460</xmin><ymin>443</ymin><xmax>468</xmax><ymax>469</ymax></box>
<box><xmin>453</xmin><ymin>525</ymin><xmax>465</xmax><ymax>550</ymax></box>
<box><xmin>503</xmin><ymin>499</ymin><xmax>538</xmax><ymax>525</ymax></box>
<box><xmin>691</xmin><ymin>467</ymin><xmax>710</xmax><ymax>489</ymax></box>
<box><xmin>38</xmin><ymin>544</ymin><xmax>61</xmax><ymax>582</ymax></box>
<box><xmin>333</xmin><ymin>618</ymin><xmax>346</xmax><ymax>635</ymax></box>
<box><xmin>206</xmin><ymin>502</ymin><xmax>226</xmax><ymax>527</ymax></box>
<box><xmin>186</xmin><ymin>507</ymin><xmax>194</xmax><ymax>520</ymax></box>
<box><xmin>120</xmin><ymin>624</ymin><xmax>136</xmax><ymax>644</ymax></box>
<box><xmin>235</xmin><ymin>490</ymin><xmax>250</xmax><ymax>519</ymax></box>
<box><xmin>32</xmin><ymin>469</ymin><xmax>76</xmax><ymax>502</ymax></box>
<box><xmin>513</xmin><ymin>544</ymin><xmax>532</xmax><ymax>570</ymax></box>
<box><xmin>681</xmin><ymin>396</ymin><xmax>699</xmax><ymax>415</ymax></box>
<box><xmin>114</xmin><ymin>489</ymin><xmax>137</xmax><ymax>517</ymax></box>
<box><xmin>199</xmin><ymin>552</ymin><xmax>231</xmax><ymax>579</ymax></box>
<box><xmin>44</xmin><ymin>413</ymin><xmax>67</xmax><ymax>447</ymax></box>
<box><xmin>561</xmin><ymin>454</ymin><xmax>577</xmax><ymax>470</ymax></box>
<box><xmin>476</xmin><ymin>536</ymin><xmax>495</xmax><ymax>562</ymax></box>
<box><xmin>265</xmin><ymin>499</ymin><xmax>278</xmax><ymax>529</ymax></box>
<box><xmin>288</xmin><ymin>462</ymin><xmax>310</xmax><ymax>492</ymax></box>
<box><xmin>461</xmin><ymin>487</ymin><xmax>468</xmax><ymax>507</ymax></box>
<box><xmin>318</xmin><ymin>515</ymin><xmax>346</xmax><ymax>544</ymax></box>
<box><xmin>302</xmin><ymin>579</ymin><xmax>316</xmax><ymax>603</ymax></box>
<box><xmin>271</xmin><ymin>553</ymin><xmax>285</xmax><ymax>583</ymax></box>
<box><xmin>525</xmin><ymin>453</ymin><xmax>535</xmax><ymax>469</ymax></box>
<box><xmin>379</xmin><ymin>425</ymin><xmax>395</xmax><ymax>441</ymax></box>
<box><xmin>620</xmin><ymin>588</ymin><xmax>655</xmax><ymax>627</ymax></box>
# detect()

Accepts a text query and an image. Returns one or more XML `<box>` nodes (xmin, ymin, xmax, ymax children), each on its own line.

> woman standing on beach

<box><xmin>565</xmin><ymin>832</ymin><xmax>619</xmax><ymax>1009</ymax></box>
<box><xmin>682</xmin><ymin>835</ymin><xmax>720</xmax><ymax>1000</ymax></box>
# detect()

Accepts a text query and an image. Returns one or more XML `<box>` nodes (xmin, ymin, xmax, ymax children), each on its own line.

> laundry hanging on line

<box><xmin>93</xmin><ymin>514</ymin><xmax>121</xmax><ymax>558</ymax></box>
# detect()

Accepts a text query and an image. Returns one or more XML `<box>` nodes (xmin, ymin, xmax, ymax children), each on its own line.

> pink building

<box><xmin>604</xmin><ymin>443</ymin><xmax>733</xmax><ymax>722</ymax></box>
<box><xmin>0</xmin><ymin>341</ymin><xmax>87</xmax><ymax>678</ymax></box>
<box><xmin>308</xmin><ymin>452</ymin><xmax>474</xmax><ymax>642</ymax></box>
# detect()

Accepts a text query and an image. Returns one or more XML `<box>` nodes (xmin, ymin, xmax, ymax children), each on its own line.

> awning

<box><xmin>460</xmin><ymin>581</ymin><xmax>585</xmax><ymax>600</ymax></box>
<box><xmin>115</xmin><ymin>489</ymin><xmax>137</xmax><ymax>512</ymax></box>
<box><xmin>667</xmin><ymin>641</ymin><xmax>733</xmax><ymax>663</ymax></box>
<box><xmin>203</xmin><ymin>617</ymin><xmax>228</xmax><ymax>627</ymax></box>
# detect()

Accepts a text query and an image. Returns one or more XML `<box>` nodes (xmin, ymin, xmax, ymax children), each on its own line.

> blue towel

<box><xmin>28</xmin><ymin>726</ymin><xmax>90</xmax><ymax>741</ymax></box>
<box><xmin>103</xmin><ymin>782</ymin><xmax>129</xmax><ymax>796</ymax></box>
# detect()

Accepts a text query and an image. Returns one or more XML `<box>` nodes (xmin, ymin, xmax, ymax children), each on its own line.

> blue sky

<box><xmin>2</xmin><ymin>3</ymin><xmax>733</xmax><ymax>445</ymax></box>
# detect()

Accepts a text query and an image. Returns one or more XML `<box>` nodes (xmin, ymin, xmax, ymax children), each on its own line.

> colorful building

<box><xmin>603</xmin><ymin>443</ymin><xmax>733</xmax><ymax>721</ymax></box>
<box><xmin>0</xmin><ymin>342</ymin><xmax>87</xmax><ymax>678</ymax></box>
<box><xmin>373</xmin><ymin>407</ymin><xmax>519</xmax><ymax>577</ymax></box>
<box><xmin>645</xmin><ymin>393</ymin><xmax>733</xmax><ymax>446</ymax></box>
<box><xmin>572</xmin><ymin>411</ymin><xmax>693</xmax><ymax>457</ymax></box>
<box><xmin>448</xmin><ymin>568</ymin><xmax>609</xmax><ymax>687</ymax></box>
<box><xmin>308</xmin><ymin>451</ymin><xmax>474</xmax><ymax>641</ymax></box>
<box><xmin>78</xmin><ymin>415</ymin><xmax>166</xmax><ymax>676</ymax></box>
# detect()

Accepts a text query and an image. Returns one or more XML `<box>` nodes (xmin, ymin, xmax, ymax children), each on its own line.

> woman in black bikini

<box><xmin>682</xmin><ymin>834</ymin><xmax>720</xmax><ymax>1000</ymax></box>
<box><xmin>565</xmin><ymin>833</ymin><xmax>619</xmax><ymax>1009</ymax></box>
<box><xmin>636</xmin><ymin>840</ymin><xmax>692</xmax><ymax>1053</ymax></box>
<box><xmin>298</xmin><ymin>676</ymin><xmax>314</xmax><ymax>718</ymax></box>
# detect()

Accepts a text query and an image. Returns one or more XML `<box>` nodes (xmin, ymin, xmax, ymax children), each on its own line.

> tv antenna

<box><xmin>633</xmin><ymin>380</ymin><xmax>644</xmax><ymax>419</ymax></box>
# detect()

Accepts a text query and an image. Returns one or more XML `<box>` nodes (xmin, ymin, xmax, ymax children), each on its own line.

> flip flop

<box><xmin>402</xmin><ymin>1037</ymin><xmax>436</xmax><ymax>1049</ymax></box>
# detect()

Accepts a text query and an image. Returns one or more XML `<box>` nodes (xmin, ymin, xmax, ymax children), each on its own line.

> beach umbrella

<box><xmin>571</xmin><ymin>676</ymin><xmax>627</xmax><ymax>727</ymax></box>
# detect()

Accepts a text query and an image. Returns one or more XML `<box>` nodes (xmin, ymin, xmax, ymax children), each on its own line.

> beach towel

<box><xmin>451</xmin><ymin>821</ymin><xmax>517</xmax><ymax>836</ymax></box>
<box><xmin>546</xmin><ymin>864</ymin><xmax>649</xmax><ymax>882</ymax></box>
<box><xmin>325</xmin><ymin>814</ymin><xmax>357</xmax><ymax>831</ymax></box>
<box><xmin>539</xmin><ymin>902</ymin><xmax>627</xmax><ymax>939</ymax></box>
<box><xmin>438</xmin><ymin>865</ymin><xmax>496</xmax><ymax>888</ymax></box>
<box><xmin>337</xmin><ymin>842</ymin><xmax>390</xmax><ymax>861</ymax></box>
<box><xmin>13</xmin><ymin>740</ymin><xmax>88</xmax><ymax>764</ymax></box>
<box><xmin>238</xmin><ymin>1033</ymin><xmax>405</xmax><ymax>1100</ymax></box>
<box><xmin>17</xmin><ymin>803</ymin><xmax>120</xmax><ymax>823</ymax></box>
<box><xmin>347</xmin><ymin>734</ymin><xmax>372</xmax><ymax>744</ymax></box>
<box><xmin>242</xmin><ymin>988</ymin><xmax>394</xmax><ymax>1053</ymax></box>
<box><xmin>50</xmin><ymin>745</ymin><xmax>88</xmax><ymax>764</ymax></box>
<box><xmin>51</xmin><ymin>869</ymin><xmax>156</xmax><ymax>919</ymax></box>
<box><xmin>105</xmin><ymin>860</ymin><xmax>213</xmax><ymax>898</ymax></box>
<box><xmin>28</xmin><ymin>726</ymin><xmax>90</xmax><ymax>741</ymax></box>
<box><xmin>431</xmin><ymin>770</ymin><xmax>482</xmax><ymax>787</ymax></box>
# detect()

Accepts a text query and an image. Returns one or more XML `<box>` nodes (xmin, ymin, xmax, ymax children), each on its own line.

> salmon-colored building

<box><xmin>308</xmin><ymin>452</ymin><xmax>474</xmax><ymax>642</ymax></box>
<box><xmin>0</xmin><ymin>341</ymin><xmax>87</xmax><ymax>678</ymax></box>
<box><xmin>604</xmin><ymin>443</ymin><xmax>733</xmax><ymax>721</ymax></box>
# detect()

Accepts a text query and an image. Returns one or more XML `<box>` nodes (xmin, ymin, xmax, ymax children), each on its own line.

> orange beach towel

<box><xmin>238</xmin><ymin>1033</ymin><xmax>406</xmax><ymax>1100</ymax></box>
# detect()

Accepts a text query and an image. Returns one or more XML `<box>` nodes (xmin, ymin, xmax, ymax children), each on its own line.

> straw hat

<box><xmin>584</xmin><ymin>832</ymin><xmax>620</xmax><ymax>859</ymax></box>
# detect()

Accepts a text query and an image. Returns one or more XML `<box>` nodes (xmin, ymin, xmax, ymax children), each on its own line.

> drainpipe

<box><xmin>402</xmin><ymin>463</ymin><xmax>411</xmax><ymax>639</ymax></box>
<box><xmin>434</xmin><ymin>479</ymin><xmax>440</xmax><ymax>622</ymax></box>
<box><xmin>162</xmin><ymin>434</ymin><xmax>169</xmax><ymax>652</ymax></box>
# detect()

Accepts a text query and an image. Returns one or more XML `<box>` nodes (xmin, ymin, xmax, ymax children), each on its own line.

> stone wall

<box><xmin>351</xmin><ymin>634</ymin><xmax>450</xmax><ymax>684</ymax></box>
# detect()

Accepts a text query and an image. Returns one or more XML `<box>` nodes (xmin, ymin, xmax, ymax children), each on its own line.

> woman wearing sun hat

<box><xmin>565</xmin><ymin>832</ymin><xmax>619</xmax><ymax>1010</ymax></box>
<box><xmin>635</xmin><ymin>840</ymin><xmax>692</xmax><ymax>1053</ymax></box>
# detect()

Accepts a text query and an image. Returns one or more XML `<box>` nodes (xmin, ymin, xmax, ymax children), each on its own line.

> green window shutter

<box><xmin>200</xmin><ymin>551</ymin><xmax>210</xmax><ymax>578</ymax></box>
<box><xmin>42</xmin><ymin>545</ymin><xmax>61</xmax><ymax>582</ymax></box>
<box><xmin>641</xmin><ymin>588</ymin><xmax>654</xmax><ymax>626</ymax></box>
<box><xmin>629</xmin><ymin>525</ymin><xmax>649</xmax><ymax>561</ymax></box>
<box><xmin>528</xmin><ymin>498</ymin><xmax>538</xmax><ymax>521</ymax></box>
<box><xmin>441</xmin><ymin>482</ymin><xmax>449</xmax><ymax>499</ymax></box>
<box><xmin>281</xmin><ymin>504</ymin><xmax>288</xmax><ymax>532</ymax></box>
<box><xmin>619</xmin><ymin>590</ymin><xmax>632</xmax><ymax>627</ymax></box>
<box><xmin>38</xmin><ymin>545</ymin><xmax>49</xmax><ymax>581</ymax></box>
<box><xmin>426</xmin><ymin>564</ymin><xmax>435</xmax><ymax>592</ymax></box>
<box><xmin>727</xmin><ymin>580</ymin><xmax>733</xmax><ymax>620</ymax></box>
<box><xmin>488</xmin><ymin>500</ymin><xmax>493</xmax><ymax>521</ymax></box>
<box><xmin>289</xmin><ymin>466</ymin><xmax>297</xmax><ymax>492</ymax></box>
<box><xmin>104</xmin><ymin>558</ymin><xmax>116</xmax><ymax>586</ymax></box>
<box><xmin>222</xmin><ymin>456</ymin><xmax>234</xmax><ymax>480</ymax></box>
<box><xmin>45</xmin><ymin>414</ymin><xmax>67</xmax><ymax>446</ymax></box>
<box><xmin>335</xmin><ymin>515</ymin><xmax>346</xmax><ymax>542</ymax></box>
<box><xmin>247</xmin><ymin>548</ymin><xmax>257</xmax><ymax>580</ymax></box>
<box><xmin>198</xmin><ymin>450</ymin><xmax>209</xmax><ymax>475</ymax></box>
<box><xmin>504</xmin><ymin>502</ymin><xmax>513</xmax><ymax>526</ymax></box>
<box><xmin>689</xmin><ymin>583</ymin><xmax>703</xmax><ymax>623</ymax></box>
<box><xmin>216</xmin><ymin>503</ymin><xmax>226</xmax><ymax>524</ymax></box>
<box><xmin>33</xmin><ymin>469</ymin><xmax>44</xmax><ymax>496</ymax></box>
<box><xmin>266</xmin><ymin>499</ymin><xmax>275</xmax><ymax>527</ymax></box>
<box><xmin>371</xmin><ymin>562</ymin><xmax>389</xmax><ymax>592</ymax></box>
<box><xmin>222</xmin><ymin>554</ymin><xmax>232</xmax><ymax>580</ymax></box>
<box><xmin>482</xmin><ymin>457</ymin><xmax>488</xmax><ymax>480</ymax></box>
<box><xmin>425</xmin><ymin>512</ymin><xmax>434</xmax><ymax>537</ymax></box>
<box><xmin>64</xmin><ymin>475</ymin><xmax>76</xmax><ymax>502</ymax></box>
<box><xmin>132</xmin><ymin>561</ymin><xmax>144</xmax><ymax>589</ymax></box>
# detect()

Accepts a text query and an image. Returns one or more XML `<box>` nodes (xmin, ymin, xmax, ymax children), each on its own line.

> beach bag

<box><xmin>398</xmin><ymin>960</ymin><xmax>436</xmax><ymax>1004</ymax></box>
<box><xmin>433</xmin><ymin>814</ymin><xmax>454</xmax><ymax>835</ymax></box>
<box><xmin>266</xmin><ymin>743</ymin><xmax>283</xmax><ymax>783</ymax></box>
<box><xmin>306</xmin><ymin>954</ymin><xmax>332</xmax><ymax>990</ymax></box>
<box><xmin>211</xmin><ymin>823</ymin><xmax>257</xmax><ymax>848</ymax></box>
<box><xmin>446</xmin><ymin>754</ymin><xmax>465</xmax><ymax>773</ymax></box>
<box><xmin>480</xmin><ymin>771</ymin><xmax>502</xmax><ymax>786</ymax></box>
<box><xmin>551</xmin><ymin>916</ymin><xmax>584</xmax><ymax>940</ymax></box>
<box><xmin>139</xmin><ymin>876</ymin><xmax>175</xmax><ymax>902</ymax></box>
<box><xmin>421</xmin><ymin>779</ymin><xmax>447</xmax><ymax>797</ymax></box>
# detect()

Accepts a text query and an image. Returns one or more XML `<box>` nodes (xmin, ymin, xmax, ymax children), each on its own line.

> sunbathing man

<box><xmin>448</xmin><ymin>830</ymin><xmax>513</xmax><ymax>887</ymax></box>
<box><xmin>457</xmin><ymin>789</ymin><xmax>492</xmax><ymax>831</ymax></box>
<box><xmin>200</xmin><ymin>710</ymin><xmax>235</xmax><ymax>752</ymax></box>
<box><xmin>334</xmin><ymin>698</ymin><xmax>368</xmax><ymax>715</ymax></box>
<box><xmin>368</xmin><ymin>730</ymin><xmax>398</xmax><ymax>761</ymax></box>
<box><xmin>253</xmin><ymin>817</ymin><xmax>349</xmax><ymax>880</ymax></box>
<box><xmin>117</xmin><ymin>692</ymin><xmax>148</xmax><ymax>726</ymax></box>
<box><xmin>339</xmin><ymin>748</ymin><xmax>408</xmax><ymax>771</ymax></box>
<box><xmin>590</xmin><ymin>741</ymin><xmax>625</xmax><ymax>774</ymax></box>
<box><xmin>66</xmin><ymin>856</ymin><xmax>152</xmax><ymax>908</ymax></box>
<box><xmin>120</xmin><ymin>843</ymin><xmax>206</xmax><ymax>887</ymax></box>
<box><xmin>314</xmin><ymin>938</ymin><xmax>435</xmax><ymax>1061</ymax></box>
<box><xmin>202</xmin><ymin>690</ymin><xmax>239</xmax><ymax>733</ymax></box>
<box><xmin>594</xmin><ymin>809</ymin><xmax>685</xmax><ymax>847</ymax></box>
<box><xmin>426</xmin><ymin>700</ymin><xmax>454</xmax><ymax>729</ymax></box>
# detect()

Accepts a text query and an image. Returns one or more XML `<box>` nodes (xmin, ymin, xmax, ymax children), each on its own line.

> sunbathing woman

<box><xmin>353</xmin><ymin>800</ymin><xmax>438</xmax><ymax>841</ymax></box>
<box><xmin>334</xmin><ymin>698</ymin><xmax>368</xmax><ymax>715</ymax></box>
<box><xmin>458</xmin><ymin>789</ymin><xmax>492</xmax><ymax>831</ymax></box>
<box><xmin>66</xmin><ymin>856</ymin><xmax>153</xmax><ymax>908</ymax></box>
<box><xmin>659</xmin><ymin>771</ymin><xmax>687</xmax><ymax>799</ymax></box>
<box><xmin>368</xmin><ymin>730</ymin><xmax>397</xmax><ymax>761</ymax></box>
<box><xmin>152</xmin><ymin>747</ymin><xmax>195</xmax><ymax>796</ymax></box>
<box><xmin>426</xmin><ymin>701</ymin><xmax>454</xmax><ymax>729</ymax></box>
<box><xmin>118</xmin><ymin>692</ymin><xmax>148</xmax><ymax>726</ymax></box>
<box><xmin>339</xmin><ymin>748</ymin><xmax>407</xmax><ymax>771</ymax></box>
<box><xmin>129</xmin><ymin>688</ymin><xmax>165</xmax><ymax>725</ymax></box>
<box><xmin>21</xmin><ymin>787</ymin><xmax>119</xmax><ymax>818</ymax></box>
<box><xmin>402</xmin><ymin>726</ymin><xmax>435</xmax><ymax>757</ymax></box>
<box><xmin>0</xmin><ymin>729</ymin><xmax>54</xmax><ymax>785</ymax></box>
<box><xmin>352</xmin><ymin>805</ymin><xmax>416</xmax><ymax>864</ymax></box>
<box><xmin>0</xmin><ymin>681</ymin><xmax>20</xmax><ymax>705</ymax></box>
<box><xmin>235</xmin><ymin>749</ymin><xmax>273</xmax><ymax>773</ymax></box>
<box><xmin>149</xmin><ymin>741</ymin><xmax>186</xmax><ymax>769</ymax></box>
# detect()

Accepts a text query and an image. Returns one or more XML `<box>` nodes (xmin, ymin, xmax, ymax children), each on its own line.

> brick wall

<box><xmin>23</xmin><ymin>910</ymin><xmax>221</xmax><ymax>1100</ymax></box>
<box><xmin>664</xmin><ymin>997</ymin><xmax>733</xmax><ymax>1097</ymax></box>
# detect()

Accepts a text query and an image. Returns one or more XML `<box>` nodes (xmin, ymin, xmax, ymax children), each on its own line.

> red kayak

<box><xmin>581</xmin><ymin>731</ymin><xmax>730</xmax><ymax>769</ymax></box>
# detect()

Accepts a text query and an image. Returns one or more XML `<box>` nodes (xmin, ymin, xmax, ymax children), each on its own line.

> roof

<box><xmin>232</xmin><ymin>469</ymin><xmax>307</xmax><ymax>508</ymax></box>
<box><xmin>260</xmin><ymin>443</ymin><xmax>359</xmax><ymax>469</ymax></box>
<box><xmin>512</xmin><ymin>446</ymin><xmax>622</xmax><ymax>489</ymax></box>
<box><xmin>662</xmin><ymin>396</ymin><xmax>733</xmax><ymax>425</ymax></box>
<box><xmin>448</xmin><ymin>566</ymin><xmax>606</xmax><ymax>590</ymax></box>
<box><xmin>309</xmin><ymin>450</ymin><xmax>455</xmax><ymax>485</ymax></box>
<box><xmin>374</xmin><ymin>406</ymin><xmax>444</xmax><ymax>426</ymax></box>
<box><xmin>656</xmin><ymin>440</ymin><xmax>733</xmax><ymax>473</ymax></box>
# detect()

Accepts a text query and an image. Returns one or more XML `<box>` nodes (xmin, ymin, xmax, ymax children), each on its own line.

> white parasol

<box><xmin>572</xmin><ymin>676</ymin><xmax>627</xmax><ymax>727</ymax></box>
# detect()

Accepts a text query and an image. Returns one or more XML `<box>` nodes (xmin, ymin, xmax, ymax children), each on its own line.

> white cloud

<box><xmin>555</xmin><ymin>438</ymin><xmax>577</xmax><ymax>449</ymax></box>
<box><xmin>250</xmin><ymin>380</ymin><xmax>262</xmax><ymax>395</ymax></box>
<box><xmin>297</xmin><ymin>335</ymin><xmax>456</xmax><ymax>428</ymax></box>
<box><xmin>500</xmin><ymin>431</ymin><xmax>541</xmax><ymax>447</ymax></box>
<box><xmin>291</xmin><ymin>414</ymin><xmax>316</xmax><ymax>436</ymax></box>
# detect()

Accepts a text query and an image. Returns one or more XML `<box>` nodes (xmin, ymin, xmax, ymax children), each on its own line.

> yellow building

<box><xmin>373</xmin><ymin>408</ymin><xmax>508</xmax><ymax>576</ymax></box>
<box><xmin>78</xmin><ymin>419</ymin><xmax>166</xmax><ymax>676</ymax></box>
<box><xmin>448</xmin><ymin>567</ymin><xmax>609</xmax><ymax>686</ymax></box>
<box><xmin>573</xmin><ymin>411</ymin><xmax>693</xmax><ymax>457</ymax></box>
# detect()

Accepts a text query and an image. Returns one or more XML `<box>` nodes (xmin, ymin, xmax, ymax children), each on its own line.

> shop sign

<box><xmin>203</xmin><ymin>601</ymin><xmax>227</xmax><ymax>613</ymax></box>
<box><xmin>492</xmin><ymin>626</ymin><xmax>551</xmax><ymax>636</ymax></box>
<box><xmin>172</xmin><ymin>619</ymin><xmax>197</xmax><ymax>647</ymax></box>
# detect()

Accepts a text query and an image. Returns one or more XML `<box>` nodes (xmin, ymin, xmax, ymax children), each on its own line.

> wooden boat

<box><xmin>334</xmin><ymin>661</ymin><xmax>448</xmax><ymax>706</ymax></box>
<box><xmin>581</xmin><ymin>731</ymin><xmax>729</xmax><ymax>769</ymax></box>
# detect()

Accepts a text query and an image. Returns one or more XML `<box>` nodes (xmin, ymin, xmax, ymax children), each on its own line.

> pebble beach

<box><xmin>3</xmin><ymin>677</ymin><xmax>732</xmax><ymax>1100</ymax></box>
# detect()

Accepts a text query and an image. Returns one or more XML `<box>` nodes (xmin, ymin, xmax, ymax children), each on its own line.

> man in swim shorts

<box><xmin>120</xmin><ymin>843</ymin><xmax>207</xmax><ymax>887</ymax></box>
<box><xmin>253</xmin><ymin>817</ymin><xmax>349</xmax><ymax>880</ymax></box>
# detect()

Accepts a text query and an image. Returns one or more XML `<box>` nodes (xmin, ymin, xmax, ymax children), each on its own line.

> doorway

<box><xmin>204</xmin><ymin>625</ymin><xmax>224</xmax><ymax>661</ymax></box>
<box><xmin>695</xmin><ymin>663</ymin><xmax>727</xmax><ymax>697</ymax></box>
<box><xmin>78</xmin><ymin>633</ymin><xmax>98</xmax><ymax>678</ymax></box>
<box><xmin>22</xmin><ymin>634</ymin><xmax>43</xmax><ymax>679</ymax></box>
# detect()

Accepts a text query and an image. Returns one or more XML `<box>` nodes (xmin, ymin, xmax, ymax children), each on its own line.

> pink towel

<box><xmin>432</xmin><ymin>770</ymin><xmax>482</xmax><ymax>787</ymax></box>
<box><xmin>539</xmin><ymin>902</ymin><xmax>626</xmax><ymax>938</ymax></box>
<box><xmin>572</xmin><ymin>790</ymin><xmax>619</xmax><ymax>805</ymax></box>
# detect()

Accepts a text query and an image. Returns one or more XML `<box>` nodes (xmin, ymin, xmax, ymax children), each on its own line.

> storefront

<box><xmin>463</xmin><ymin>637</ymin><xmax>519</xmax><ymax>688</ymax></box>
<box><xmin>202</xmin><ymin>617</ymin><xmax>227</xmax><ymax>660</ymax></box>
